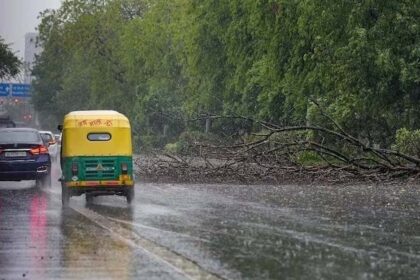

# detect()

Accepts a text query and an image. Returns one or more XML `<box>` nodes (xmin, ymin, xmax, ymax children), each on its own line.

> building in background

<box><xmin>24</xmin><ymin>32</ymin><xmax>42</xmax><ymax>84</ymax></box>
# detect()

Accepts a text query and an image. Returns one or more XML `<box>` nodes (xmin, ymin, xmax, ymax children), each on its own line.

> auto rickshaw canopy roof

<box><xmin>62</xmin><ymin>110</ymin><xmax>132</xmax><ymax>157</ymax></box>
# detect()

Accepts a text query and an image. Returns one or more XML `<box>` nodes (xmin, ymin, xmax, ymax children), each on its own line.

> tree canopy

<box><xmin>0</xmin><ymin>37</ymin><xmax>21</xmax><ymax>79</ymax></box>
<box><xmin>32</xmin><ymin>0</ymin><xmax>420</xmax><ymax>149</ymax></box>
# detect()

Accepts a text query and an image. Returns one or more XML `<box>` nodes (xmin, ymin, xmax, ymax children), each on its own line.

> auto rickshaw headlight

<box><xmin>71</xmin><ymin>162</ymin><xmax>78</xmax><ymax>176</ymax></box>
<box><xmin>121</xmin><ymin>163</ymin><xmax>128</xmax><ymax>174</ymax></box>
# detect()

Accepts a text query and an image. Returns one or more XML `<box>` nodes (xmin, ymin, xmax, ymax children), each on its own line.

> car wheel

<box><xmin>35</xmin><ymin>178</ymin><xmax>42</xmax><ymax>188</ymax></box>
<box><xmin>62</xmin><ymin>184</ymin><xmax>70</xmax><ymax>207</ymax></box>
<box><xmin>42</xmin><ymin>170</ymin><xmax>52</xmax><ymax>187</ymax></box>
<box><xmin>126</xmin><ymin>187</ymin><xmax>135</xmax><ymax>204</ymax></box>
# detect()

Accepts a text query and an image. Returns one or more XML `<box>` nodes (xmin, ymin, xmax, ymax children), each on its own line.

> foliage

<box><xmin>164</xmin><ymin>142</ymin><xmax>180</xmax><ymax>154</ymax></box>
<box><xmin>296</xmin><ymin>151</ymin><xmax>325</xmax><ymax>166</ymax></box>
<box><xmin>0</xmin><ymin>37</ymin><xmax>21</xmax><ymax>79</ymax></box>
<box><xmin>393</xmin><ymin>128</ymin><xmax>420</xmax><ymax>158</ymax></box>
<box><xmin>165</xmin><ymin>130</ymin><xmax>221</xmax><ymax>155</ymax></box>
<box><xmin>32</xmin><ymin>0</ymin><xmax>420</xmax><ymax>154</ymax></box>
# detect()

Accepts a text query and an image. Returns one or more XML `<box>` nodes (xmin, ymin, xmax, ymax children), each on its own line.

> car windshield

<box><xmin>0</xmin><ymin>131</ymin><xmax>40</xmax><ymax>144</ymax></box>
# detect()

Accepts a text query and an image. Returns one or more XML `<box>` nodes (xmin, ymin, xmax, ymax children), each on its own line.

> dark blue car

<box><xmin>0</xmin><ymin>128</ymin><xmax>51</xmax><ymax>187</ymax></box>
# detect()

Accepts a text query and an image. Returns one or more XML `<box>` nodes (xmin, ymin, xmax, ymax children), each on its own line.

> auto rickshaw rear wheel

<box><xmin>85</xmin><ymin>193</ymin><xmax>94</xmax><ymax>203</ymax></box>
<box><xmin>62</xmin><ymin>184</ymin><xmax>70</xmax><ymax>207</ymax></box>
<box><xmin>126</xmin><ymin>187</ymin><xmax>134</xmax><ymax>204</ymax></box>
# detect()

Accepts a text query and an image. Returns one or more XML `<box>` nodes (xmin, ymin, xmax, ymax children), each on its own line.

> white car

<box><xmin>39</xmin><ymin>130</ymin><xmax>59</xmax><ymax>161</ymax></box>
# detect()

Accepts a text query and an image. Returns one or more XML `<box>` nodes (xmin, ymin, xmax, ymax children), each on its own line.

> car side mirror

<box><xmin>57</xmin><ymin>124</ymin><xmax>63</xmax><ymax>132</ymax></box>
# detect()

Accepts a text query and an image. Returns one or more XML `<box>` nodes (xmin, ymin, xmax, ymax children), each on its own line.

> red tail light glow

<box><xmin>30</xmin><ymin>145</ymin><xmax>49</xmax><ymax>155</ymax></box>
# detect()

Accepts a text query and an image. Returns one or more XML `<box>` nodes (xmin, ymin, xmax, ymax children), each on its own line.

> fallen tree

<box><xmin>135</xmin><ymin>113</ymin><xmax>420</xmax><ymax>184</ymax></box>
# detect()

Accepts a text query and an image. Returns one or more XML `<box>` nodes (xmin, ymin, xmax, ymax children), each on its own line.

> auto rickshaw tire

<box><xmin>126</xmin><ymin>187</ymin><xmax>135</xmax><ymax>204</ymax></box>
<box><xmin>62</xmin><ymin>184</ymin><xmax>70</xmax><ymax>207</ymax></box>
<box><xmin>85</xmin><ymin>194</ymin><xmax>94</xmax><ymax>203</ymax></box>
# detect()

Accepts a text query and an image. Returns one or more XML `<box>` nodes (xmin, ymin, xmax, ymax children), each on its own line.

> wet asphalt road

<box><xmin>1</xmin><ymin>162</ymin><xmax>420</xmax><ymax>279</ymax></box>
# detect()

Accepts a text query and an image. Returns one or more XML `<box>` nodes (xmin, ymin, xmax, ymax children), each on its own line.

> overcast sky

<box><xmin>0</xmin><ymin>0</ymin><xmax>62</xmax><ymax>60</ymax></box>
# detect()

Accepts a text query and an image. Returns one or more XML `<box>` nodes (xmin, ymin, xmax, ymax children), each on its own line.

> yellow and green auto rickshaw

<box><xmin>58</xmin><ymin>110</ymin><xmax>135</xmax><ymax>206</ymax></box>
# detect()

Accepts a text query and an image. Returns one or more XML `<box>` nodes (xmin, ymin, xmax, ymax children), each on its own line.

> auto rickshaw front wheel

<box><xmin>126</xmin><ymin>187</ymin><xmax>135</xmax><ymax>204</ymax></box>
<box><xmin>62</xmin><ymin>184</ymin><xmax>70</xmax><ymax>207</ymax></box>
